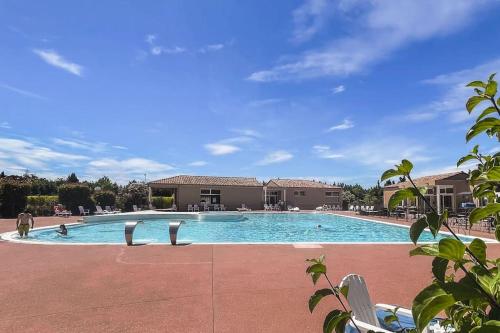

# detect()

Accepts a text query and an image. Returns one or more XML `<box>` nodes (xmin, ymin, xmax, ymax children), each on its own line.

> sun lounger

<box><xmin>133</xmin><ymin>205</ymin><xmax>142</xmax><ymax>212</ymax></box>
<box><xmin>54</xmin><ymin>205</ymin><xmax>72</xmax><ymax>217</ymax></box>
<box><xmin>237</xmin><ymin>204</ymin><xmax>251</xmax><ymax>212</ymax></box>
<box><xmin>340</xmin><ymin>274</ymin><xmax>430</xmax><ymax>333</ymax></box>
<box><xmin>95</xmin><ymin>205</ymin><xmax>112</xmax><ymax>215</ymax></box>
<box><xmin>78</xmin><ymin>206</ymin><xmax>89</xmax><ymax>216</ymax></box>
<box><xmin>220</xmin><ymin>204</ymin><xmax>226</xmax><ymax>211</ymax></box>
<box><xmin>106</xmin><ymin>205</ymin><xmax>121</xmax><ymax>214</ymax></box>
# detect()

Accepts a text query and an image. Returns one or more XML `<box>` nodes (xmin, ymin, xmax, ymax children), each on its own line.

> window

<box><xmin>426</xmin><ymin>189</ymin><xmax>434</xmax><ymax>195</ymax></box>
<box><xmin>325</xmin><ymin>191</ymin><xmax>339</xmax><ymax>197</ymax></box>
<box><xmin>200</xmin><ymin>189</ymin><xmax>221</xmax><ymax>204</ymax></box>
<box><xmin>294</xmin><ymin>191</ymin><xmax>306</xmax><ymax>196</ymax></box>
<box><xmin>439</xmin><ymin>186</ymin><xmax>454</xmax><ymax>194</ymax></box>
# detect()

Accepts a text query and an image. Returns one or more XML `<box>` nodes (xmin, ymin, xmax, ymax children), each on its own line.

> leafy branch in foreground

<box><xmin>380</xmin><ymin>74</ymin><xmax>500</xmax><ymax>332</ymax></box>
<box><xmin>308</xmin><ymin>74</ymin><xmax>499</xmax><ymax>333</ymax></box>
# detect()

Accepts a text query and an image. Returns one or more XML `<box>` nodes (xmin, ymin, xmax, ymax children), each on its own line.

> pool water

<box><xmin>16</xmin><ymin>213</ymin><xmax>474</xmax><ymax>244</ymax></box>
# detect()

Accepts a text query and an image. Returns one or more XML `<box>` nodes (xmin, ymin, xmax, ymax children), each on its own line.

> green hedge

<box><xmin>0</xmin><ymin>179</ymin><xmax>31</xmax><ymax>217</ymax></box>
<box><xmin>93</xmin><ymin>191</ymin><xmax>116</xmax><ymax>207</ymax></box>
<box><xmin>58</xmin><ymin>184</ymin><xmax>94</xmax><ymax>215</ymax></box>
<box><xmin>26</xmin><ymin>195</ymin><xmax>59</xmax><ymax>216</ymax></box>
<box><xmin>151</xmin><ymin>196</ymin><xmax>174</xmax><ymax>209</ymax></box>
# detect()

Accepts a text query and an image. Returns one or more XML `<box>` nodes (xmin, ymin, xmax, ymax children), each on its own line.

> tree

<box><xmin>307</xmin><ymin>74</ymin><xmax>500</xmax><ymax>332</ymax></box>
<box><xmin>117</xmin><ymin>181</ymin><xmax>148</xmax><ymax>211</ymax></box>
<box><xmin>0</xmin><ymin>179</ymin><xmax>30</xmax><ymax>217</ymax></box>
<box><xmin>66</xmin><ymin>173</ymin><xmax>79</xmax><ymax>183</ymax></box>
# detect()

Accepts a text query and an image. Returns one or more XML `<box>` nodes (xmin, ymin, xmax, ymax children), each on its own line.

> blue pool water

<box><xmin>16</xmin><ymin>213</ymin><xmax>474</xmax><ymax>244</ymax></box>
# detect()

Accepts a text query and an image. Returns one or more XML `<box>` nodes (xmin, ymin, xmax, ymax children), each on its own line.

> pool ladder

<box><xmin>124</xmin><ymin>220</ymin><xmax>184</xmax><ymax>246</ymax></box>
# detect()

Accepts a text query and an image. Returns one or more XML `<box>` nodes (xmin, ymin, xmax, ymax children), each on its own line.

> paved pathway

<box><xmin>1</xmin><ymin>216</ymin><xmax>498</xmax><ymax>332</ymax></box>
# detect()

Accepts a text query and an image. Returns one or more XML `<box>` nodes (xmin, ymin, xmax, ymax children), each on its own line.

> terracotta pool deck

<box><xmin>1</xmin><ymin>215</ymin><xmax>498</xmax><ymax>332</ymax></box>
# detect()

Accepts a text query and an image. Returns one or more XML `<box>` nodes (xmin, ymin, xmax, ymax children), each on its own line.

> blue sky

<box><xmin>1</xmin><ymin>0</ymin><xmax>500</xmax><ymax>185</ymax></box>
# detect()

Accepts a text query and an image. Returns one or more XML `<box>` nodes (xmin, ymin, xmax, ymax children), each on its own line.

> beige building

<box><xmin>148</xmin><ymin>175</ymin><xmax>343</xmax><ymax>211</ymax></box>
<box><xmin>264</xmin><ymin>179</ymin><xmax>342</xmax><ymax>210</ymax></box>
<box><xmin>148</xmin><ymin>175</ymin><xmax>264</xmax><ymax>211</ymax></box>
<box><xmin>383</xmin><ymin>172</ymin><xmax>472</xmax><ymax>213</ymax></box>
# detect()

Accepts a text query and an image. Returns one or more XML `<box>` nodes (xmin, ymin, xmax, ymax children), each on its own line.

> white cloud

<box><xmin>0</xmin><ymin>83</ymin><xmax>47</xmax><ymax>100</ymax></box>
<box><xmin>312</xmin><ymin>145</ymin><xmax>344</xmax><ymax>159</ymax></box>
<box><xmin>188</xmin><ymin>160</ymin><xmax>208</xmax><ymax>167</ymax></box>
<box><xmin>291</xmin><ymin>0</ymin><xmax>332</xmax><ymax>43</ymax></box>
<box><xmin>199</xmin><ymin>43</ymin><xmax>225</xmax><ymax>53</ymax></box>
<box><xmin>145</xmin><ymin>34</ymin><xmax>157</xmax><ymax>45</ymax></box>
<box><xmin>405</xmin><ymin>58</ymin><xmax>500</xmax><ymax>123</ymax></box>
<box><xmin>0</xmin><ymin>122</ymin><xmax>11</xmax><ymax>129</ymax></box>
<box><xmin>33</xmin><ymin>49</ymin><xmax>83</xmax><ymax>76</ymax></box>
<box><xmin>332</xmin><ymin>85</ymin><xmax>345</xmax><ymax>94</ymax></box>
<box><xmin>0</xmin><ymin>137</ymin><xmax>89</xmax><ymax>170</ymax></box>
<box><xmin>327</xmin><ymin>119</ymin><xmax>354</xmax><ymax>131</ymax></box>
<box><xmin>151</xmin><ymin>46</ymin><xmax>186</xmax><ymax>55</ymax></box>
<box><xmin>248</xmin><ymin>0</ymin><xmax>491</xmax><ymax>82</ymax></box>
<box><xmin>256</xmin><ymin>150</ymin><xmax>293</xmax><ymax>165</ymax></box>
<box><xmin>86</xmin><ymin>158</ymin><xmax>174</xmax><ymax>184</ymax></box>
<box><xmin>204</xmin><ymin>143</ymin><xmax>240</xmax><ymax>155</ymax></box>
<box><xmin>231</xmin><ymin>128</ymin><xmax>262</xmax><ymax>138</ymax></box>
<box><xmin>52</xmin><ymin>138</ymin><xmax>109</xmax><ymax>153</ymax></box>
<box><xmin>112</xmin><ymin>145</ymin><xmax>128</xmax><ymax>150</ymax></box>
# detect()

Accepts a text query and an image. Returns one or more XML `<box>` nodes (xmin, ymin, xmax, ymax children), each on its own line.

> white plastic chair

<box><xmin>78</xmin><ymin>206</ymin><xmax>89</xmax><ymax>216</ymax></box>
<box><xmin>188</xmin><ymin>204</ymin><xmax>193</xmax><ymax>212</ymax></box>
<box><xmin>220</xmin><ymin>204</ymin><xmax>226</xmax><ymax>211</ymax></box>
<box><xmin>340</xmin><ymin>274</ymin><xmax>426</xmax><ymax>333</ymax></box>
<box><xmin>193</xmin><ymin>204</ymin><xmax>199</xmax><ymax>212</ymax></box>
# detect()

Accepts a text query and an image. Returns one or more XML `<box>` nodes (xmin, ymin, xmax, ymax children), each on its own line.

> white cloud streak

<box><xmin>188</xmin><ymin>160</ymin><xmax>208</xmax><ymax>167</ymax></box>
<box><xmin>204</xmin><ymin>143</ymin><xmax>240</xmax><ymax>155</ymax></box>
<box><xmin>0</xmin><ymin>83</ymin><xmax>47</xmax><ymax>100</ymax></box>
<box><xmin>248</xmin><ymin>0</ymin><xmax>491</xmax><ymax>82</ymax></box>
<box><xmin>33</xmin><ymin>49</ymin><xmax>83</xmax><ymax>76</ymax></box>
<box><xmin>327</xmin><ymin>119</ymin><xmax>354</xmax><ymax>131</ymax></box>
<box><xmin>312</xmin><ymin>145</ymin><xmax>344</xmax><ymax>159</ymax></box>
<box><xmin>332</xmin><ymin>85</ymin><xmax>345</xmax><ymax>94</ymax></box>
<box><xmin>291</xmin><ymin>0</ymin><xmax>332</xmax><ymax>43</ymax></box>
<box><xmin>256</xmin><ymin>150</ymin><xmax>293</xmax><ymax>165</ymax></box>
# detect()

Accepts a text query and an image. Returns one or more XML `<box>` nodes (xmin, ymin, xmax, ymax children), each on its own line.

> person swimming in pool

<box><xmin>16</xmin><ymin>210</ymin><xmax>35</xmax><ymax>238</ymax></box>
<box><xmin>57</xmin><ymin>224</ymin><xmax>68</xmax><ymax>236</ymax></box>
<box><xmin>316</xmin><ymin>224</ymin><xmax>322</xmax><ymax>228</ymax></box>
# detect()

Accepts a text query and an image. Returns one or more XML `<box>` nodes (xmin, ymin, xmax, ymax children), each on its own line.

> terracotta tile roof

<box><xmin>149</xmin><ymin>175</ymin><xmax>262</xmax><ymax>187</ymax></box>
<box><xmin>266</xmin><ymin>179</ymin><xmax>341</xmax><ymax>189</ymax></box>
<box><xmin>384</xmin><ymin>171</ymin><xmax>467</xmax><ymax>189</ymax></box>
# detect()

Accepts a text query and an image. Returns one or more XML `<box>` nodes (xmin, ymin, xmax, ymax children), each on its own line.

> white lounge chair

<box><xmin>106</xmin><ymin>206</ymin><xmax>120</xmax><ymax>214</ymax></box>
<box><xmin>340</xmin><ymin>274</ymin><xmax>427</xmax><ymax>333</ymax></box>
<box><xmin>133</xmin><ymin>205</ymin><xmax>142</xmax><ymax>212</ymax></box>
<box><xmin>171</xmin><ymin>204</ymin><xmax>177</xmax><ymax>212</ymax></box>
<box><xmin>193</xmin><ymin>204</ymin><xmax>199</xmax><ymax>212</ymax></box>
<box><xmin>188</xmin><ymin>204</ymin><xmax>193</xmax><ymax>212</ymax></box>
<box><xmin>220</xmin><ymin>204</ymin><xmax>226</xmax><ymax>211</ymax></box>
<box><xmin>213</xmin><ymin>204</ymin><xmax>220</xmax><ymax>211</ymax></box>
<box><xmin>78</xmin><ymin>206</ymin><xmax>89</xmax><ymax>216</ymax></box>
<box><xmin>237</xmin><ymin>204</ymin><xmax>251</xmax><ymax>212</ymax></box>
<box><xmin>95</xmin><ymin>205</ymin><xmax>111</xmax><ymax>215</ymax></box>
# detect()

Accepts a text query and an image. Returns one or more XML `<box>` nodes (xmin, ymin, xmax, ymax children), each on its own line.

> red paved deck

<box><xmin>1</xmin><ymin>216</ymin><xmax>499</xmax><ymax>332</ymax></box>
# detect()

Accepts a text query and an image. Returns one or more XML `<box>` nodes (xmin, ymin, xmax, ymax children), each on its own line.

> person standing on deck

<box><xmin>16</xmin><ymin>210</ymin><xmax>34</xmax><ymax>238</ymax></box>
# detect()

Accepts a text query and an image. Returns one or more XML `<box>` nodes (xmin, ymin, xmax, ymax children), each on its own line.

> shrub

<box><xmin>0</xmin><ymin>179</ymin><xmax>31</xmax><ymax>217</ymax></box>
<box><xmin>26</xmin><ymin>195</ymin><xmax>58</xmax><ymax>216</ymax></box>
<box><xmin>93</xmin><ymin>191</ymin><xmax>116</xmax><ymax>207</ymax></box>
<box><xmin>117</xmin><ymin>181</ymin><xmax>148</xmax><ymax>211</ymax></box>
<box><xmin>58</xmin><ymin>184</ymin><xmax>94</xmax><ymax>215</ymax></box>
<box><xmin>151</xmin><ymin>196</ymin><xmax>173</xmax><ymax>209</ymax></box>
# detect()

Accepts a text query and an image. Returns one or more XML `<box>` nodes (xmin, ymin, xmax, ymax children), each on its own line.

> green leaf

<box><xmin>489</xmin><ymin>73</ymin><xmax>497</xmax><ymax>81</ymax></box>
<box><xmin>477</xmin><ymin>106</ymin><xmax>497</xmax><ymax>121</ymax></box>
<box><xmin>410</xmin><ymin>217</ymin><xmax>429</xmax><ymax>244</ymax></box>
<box><xmin>438</xmin><ymin>238</ymin><xmax>466</xmax><ymax>262</ymax></box>
<box><xmin>388</xmin><ymin>188</ymin><xmax>419</xmax><ymax>210</ymax></box>
<box><xmin>427</xmin><ymin>212</ymin><xmax>443</xmax><ymax>237</ymax></box>
<box><xmin>457</xmin><ymin>154</ymin><xmax>477</xmax><ymax>167</ymax></box>
<box><xmin>323</xmin><ymin>310</ymin><xmax>351</xmax><ymax>333</ymax></box>
<box><xmin>466</xmin><ymin>117</ymin><xmax>500</xmax><ymax>142</ymax></box>
<box><xmin>309</xmin><ymin>289</ymin><xmax>334</xmax><ymax>313</ymax></box>
<box><xmin>383</xmin><ymin>313</ymin><xmax>398</xmax><ymax>325</ymax></box>
<box><xmin>469</xmin><ymin>203</ymin><xmax>500</xmax><ymax>224</ymax></box>
<box><xmin>432</xmin><ymin>257</ymin><xmax>448</xmax><ymax>282</ymax></box>
<box><xmin>467</xmin><ymin>80</ymin><xmax>486</xmax><ymax>88</ymax></box>
<box><xmin>306</xmin><ymin>263</ymin><xmax>326</xmax><ymax>274</ymax></box>
<box><xmin>412</xmin><ymin>283</ymin><xmax>456</xmax><ymax>332</ymax></box>
<box><xmin>470</xmin><ymin>320</ymin><xmax>500</xmax><ymax>333</ymax></box>
<box><xmin>466</xmin><ymin>96</ymin><xmax>488</xmax><ymax>113</ymax></box>
<box><xmin>410</xmin><ymin>244</ymin><xmax>439</xmax><ymax>257</ymax></box>
<box><xmin>485</xmin><ymin>80</ymin><xmax>498</xmax><ymax>96</ymax></box>
<box><xmin>496</xmin><ymin>225</ymin><xmax>500</xmax><ymax>242</ymax></box>
<box><xmin>397</xmin><ymin>159</ymin><xmax>414</xmax><ymax>174</ymax></box>
<box><xmin>381</xmin><ymin>169</ymin><xmax>400</xmax><ymax>181</ymax></box>
<box><xmin>442</xmin><ymin>280</ymin><xmax>483</xmax><ymax>301</ymax></box>
<box><xmin>485</xmin><ymin>166</ymin><xmax>500</xmax><ymax>181</ymax></box>
<box><xmin>339</xmin><ymin>285</ymin><xmax>349</xmax><ymax>298</ymax></box>
<box><xmin>469</xmin><ymin>238</ymin><xmax>487</xmax><ymax>264</ymax></box>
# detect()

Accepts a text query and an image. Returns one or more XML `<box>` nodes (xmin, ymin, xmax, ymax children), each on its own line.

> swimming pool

<box><xmin>2</xmin><ymin>213</ymin><xmax>479</xmax><ymax>244</ymax></box>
